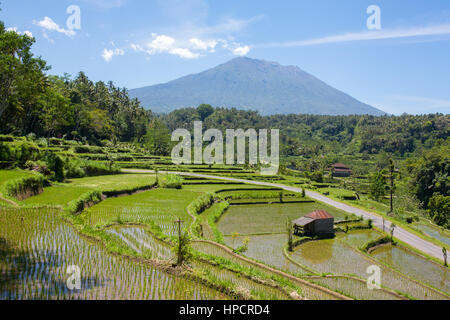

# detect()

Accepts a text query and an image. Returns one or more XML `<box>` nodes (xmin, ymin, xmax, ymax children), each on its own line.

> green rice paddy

<box><xmin>0</xmin><ymin>208</ymin><xmax>227</xmax><ymax>300</ymax></box>
<box><xmin>1</xmin><ymin>171</ymin><xmax>448</xmax><ymax>300</ymax></box>
<box><xmin>218</xmin><ymin>202</ymin><xmax>348</xmax><ymax>235</ymax></box>
<box><xmin>85</xmin><ymin>188</ymin><xmax>200</xmax><ymax>236</ymax></box>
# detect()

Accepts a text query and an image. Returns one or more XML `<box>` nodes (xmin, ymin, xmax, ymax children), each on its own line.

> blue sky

<box><xmin>2</xmin><ymin>0</ymin><xmax>450</xmax><ymax>115</ymax></box>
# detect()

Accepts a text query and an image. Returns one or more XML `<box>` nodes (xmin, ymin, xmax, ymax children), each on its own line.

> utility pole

<box><xmin>174</xmin><ymin>218</ymin><xmax>184</xmax><ymax>265</ymax></box>
<box><xmin>389</xmin><ymin>158</ymin><xmax>395</xmax><ymax>213</ymax></box>
<box><xmin>443</xmin><ymin>247</ymin><xmax>448</xmax><ymax>267</ymax></box>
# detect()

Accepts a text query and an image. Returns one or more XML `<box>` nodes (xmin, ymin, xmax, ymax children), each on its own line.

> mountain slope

<box><xmin>129</xmin><ymin>57</ymin><xmax>385</xmax><ymax>116</ymax></box>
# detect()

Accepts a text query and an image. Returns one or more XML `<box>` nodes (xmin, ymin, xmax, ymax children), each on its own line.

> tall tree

<box><xmin>0</xmin><ymin>22</ymin><xmax>49</xmax><ymax>132</ymax></box>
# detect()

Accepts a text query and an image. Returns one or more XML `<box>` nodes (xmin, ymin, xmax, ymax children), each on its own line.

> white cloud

<box><xmin>147</xmin><ymin>34</ymin><xmax>176</xmax><ymax>54</ymax></box>
<box><xmin>34</xmin><ymin>17</ymin><xmax>76</xmax><ymax>37</ymax></box>
<box><xmin>189</xmin><ymin>38</ymin><xmax>217</xmax><ymax>52</ymax></box>
<box><xmin>169</xmin><ymin>47</ymin><xmax>200</xmax><ymax>59</ymax></box>
<box><xmin>127</xmin><ymin>7</ymin><xmax>261</xmax><ymax>60</ymax></box>
<box><xmin>6</xmin><ymin>27</ymin><xmax>33</xmax><ymax>38</ymax></box>
<box><xmin>233</xmin><ymin>45</ymin><xmax>250</xmax><ymax>56</ymax></box>
<box><xmin>257</xmin><ymin>23</ymin><xmax>450</xmax><ymax>48</ymax></box>
<box><xmin>23</xmin><ymin>31</ymin><xmax>33</xmax><ymax>38</ymax></box>
<box><xmin>102</xmin><ymin>48</ymin><xmax>124</xmax><ymax>62</ymax></box>
<box><xmin>131</xmin><ymin>33</ymin><xmax>251</xmax><ymax>59</ymax></box>
<box><xmin>131</xmin><ymin>43</ymin><xmax>144</xmax><ymax>52</ymax></box>
<box><xmin>131</xmin><ymin>33</ymin><xmax>202</xmax><ymax>59</ymax></box>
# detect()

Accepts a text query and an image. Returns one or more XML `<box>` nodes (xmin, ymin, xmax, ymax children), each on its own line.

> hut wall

<box><xmin>313</xmin><ymin>218</ymin><xmax>334</xmax><ymax>234</ymax></box>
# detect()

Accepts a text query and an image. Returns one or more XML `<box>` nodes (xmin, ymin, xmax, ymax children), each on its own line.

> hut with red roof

<box><xmin>292</xmin><ymin>210</ymin><xmax>334</xmax><ymax>236</ymax></box>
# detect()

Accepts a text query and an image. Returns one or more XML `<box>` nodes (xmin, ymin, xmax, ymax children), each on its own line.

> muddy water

<box><xmin>291</xmin><ymin>238</ymin><xmax>448</xmax><ymax>300</ymax></box>
<box><xmin>371</xmin><ymin>245</ymin><xmax>449</xmax><ymax>294</ymax></box>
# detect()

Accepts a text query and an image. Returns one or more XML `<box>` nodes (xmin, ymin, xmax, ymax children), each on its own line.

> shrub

<box><xmin>207</xmin><ymin>201</ymin><xmax>229</xmax><ymax>244</ymax></box>
<box><xmin>67</xmin><ymin>190</ymin><xmax>103</xmax><ymax>215</ymax></box>
<box><xmin>36</xmin><ymin>138</ymin><xmax>48</xmax><ymax>148</ymax></box>
<box><xmin>64</xmin><ymin>159</ymin><xmax>121</xmax><ymax>178</ymax></box>
<box><xmin>26</xmin><ymin>133</ymin><xmax>37</xmax><ymax>141</ymax></box>
<box><xmin>64</xmin><ymin>159</ymin><xmax>86</xmax><ymax>178</ymax></box>
<box><xmin>14</xmin><ymin>141</ymin><xmax>41</xmax><ymax>167</ymax></box>
<box><xmin>3</xmin><ymin>174</ymin><xmax>45</xmax><ymax>199</ymax></box>
<box><xmin>159</xmin><ymin>174</ymin><xmax>183</xmax><ymax>189</ymax></box>
<box><xmin>49</xmin><ymin>138</ymin><xmax>64</xmax><ymax>146</ymax></box>
<box><xmin>188</xmin><ymin>193</ymin><xmax>214</xmax><ymax>214</ymax></box>
<box><xmin>72</xmin><ymin>145</ymin><xmax>104</xmax><ymax>154</ymax></box>
<box><xmin>82</xmin><ymin>160</ymin><xmax>120</xmax><ymax>176</ymax></box>
<box><xmin>45</xmin><ymin>153</ymin><xmax>65</xmax><ymax>182</ymax></box>
<box><xmin>428</xmin><ymin>194</ymin><xmax>450</xmax><ymax>228</ymax></box>
<box><xmin>0</xmin><ymin>142</ymin><xmax>13</xmax><ymax>161</ymax></box>
<box><xmin>362</xmin><ymin>236</ymin><xmax>391</xmax><ymax>252</ymax></box>
<box><xmin>0</xmin><ymin>135</ymin><xmax>14</xmax><ymax>142</ymax></box>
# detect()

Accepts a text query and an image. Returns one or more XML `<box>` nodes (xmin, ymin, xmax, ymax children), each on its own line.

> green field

<box><xmin>218</xmin><ymin>202</ymin><xmax>348</xmax><ymax>236</ymax></box>
<box><xmin>0</xmin><ymin>167</ymin><xmax>448</xmax><ymax>300</ymax></box>
<box><xmin>0</xmin><ymin>170</ymin><xmax>38</xmax><ymax>186</ymax></box>
<box><xmin>84</xmin><ymin>188</ymin><xmax>200</xmax><ymax>236</ymax></box>
<box><xmin>22</xmin><ymin>174</ymin><xmax>156</xmax><ymax>206</ymax></box>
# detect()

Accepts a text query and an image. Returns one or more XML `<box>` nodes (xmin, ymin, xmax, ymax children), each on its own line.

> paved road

<box><xmin>124</xmin><ymin>169</ymin><xmax>445</xmax><ymax>262</ymax></box>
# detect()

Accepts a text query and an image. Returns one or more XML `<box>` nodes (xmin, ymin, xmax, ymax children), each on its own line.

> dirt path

<box><xmin>0</xmin><ymin>193</ymin><xmax>19</xmax><ymax>207</ymax></box>
<box><xmin>123</xmin><ymin>168</ymin><xmax>445</xmax><ymax>263</ymax></box>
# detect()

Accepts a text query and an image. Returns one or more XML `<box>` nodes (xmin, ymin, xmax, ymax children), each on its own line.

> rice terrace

<box><xmin>0</xmin><ymin>0</ymin><xmax>449</xmax><ymax>308</ymax></box>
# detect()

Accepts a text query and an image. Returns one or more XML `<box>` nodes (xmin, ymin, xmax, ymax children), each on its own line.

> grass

<box><xmin>23</xmin><ymin>185</ymin><xmax>93</xmax><ymax>206</ymax></box>
<box><xmin>67</xmin><ymin>173</ymin><xmax>155</xmax><ymax>191</ymax></box>
<box><xmin>0</xmin><ymin>169</ymin><xmax>38</xmax><ymax>186</ymax></box>
<box><xmin>22</xmin><ymin>173</ymin><xmax>156</xmax><ymax>207</ymax></box>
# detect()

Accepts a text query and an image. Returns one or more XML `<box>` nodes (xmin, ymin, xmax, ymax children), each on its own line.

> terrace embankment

<box><xmin>191</xmin><ymin>239</ymin><xmax>351</xmax><ymax>300</ymax></box>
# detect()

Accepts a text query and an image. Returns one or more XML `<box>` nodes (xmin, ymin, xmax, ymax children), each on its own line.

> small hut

<box><xmin>331</xmin><ymin>163</ymin><xmax>352</xmax><ymax>177</ymax></box>
<box><xmin>292</xmin><ymin>210</ymin><xmax>334</xmax><ymax>236</ymax></box>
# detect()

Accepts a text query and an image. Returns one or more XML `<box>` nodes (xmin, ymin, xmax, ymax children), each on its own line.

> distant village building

<box><xmin>292</xmin><ymin>210</ymin><xmax>334</xmax><ymax>236</ymax></box>
<box><xmin>331</xmin><ymin>163</ymin><xmax>352</xmax><ymax>177</ymax></box>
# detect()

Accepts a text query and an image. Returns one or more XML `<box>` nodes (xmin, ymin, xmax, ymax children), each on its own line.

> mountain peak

<box><xmin>130</xmin><ymin>58</ymin><xmax>385</xmax><ymax>116</ymax></box>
